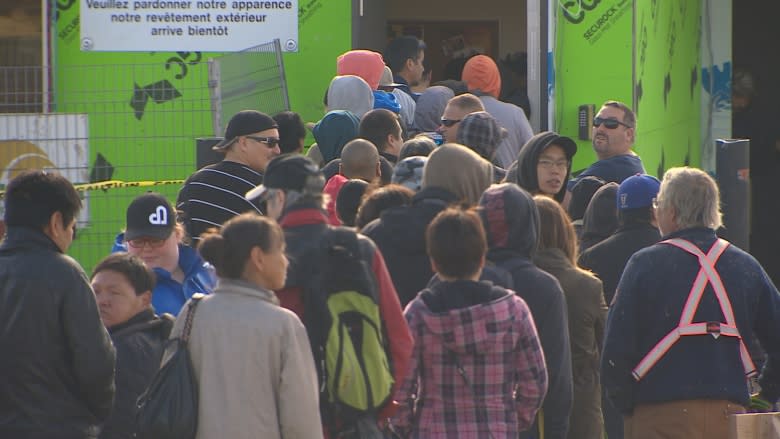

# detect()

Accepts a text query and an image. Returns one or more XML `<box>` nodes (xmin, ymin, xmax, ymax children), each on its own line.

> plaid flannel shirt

<box><xmin>392</xmin><ymin>291</ymin><xmax>548</xmax><ymax>438</ymax></box>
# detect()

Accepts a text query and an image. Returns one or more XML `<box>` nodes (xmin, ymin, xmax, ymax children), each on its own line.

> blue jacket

<box><xmin>112</xmin><ymin>233</ymin><xmax>216</xmax><ymax>316</ymax></box>
<box><xmin>601</xmin><ymin>227</ymin><xmax>780</xmax><ymax>413</ymax></box>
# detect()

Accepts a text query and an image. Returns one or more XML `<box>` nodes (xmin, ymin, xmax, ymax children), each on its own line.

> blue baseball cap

<box><xmin>617</xmin><ymin>174</ymin><xmax>661</xmax><ymax>210</ymax></box>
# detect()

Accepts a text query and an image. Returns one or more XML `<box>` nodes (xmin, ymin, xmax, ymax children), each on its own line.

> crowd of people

<box><xmin>2</xmin><ymin>36</ymin><xmax>780</xmax><ymax>439</ymax></box>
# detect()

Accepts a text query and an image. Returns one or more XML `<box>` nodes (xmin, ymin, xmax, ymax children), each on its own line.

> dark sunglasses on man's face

<box><xmin>245</xmin><ymin>136</ymin><xmax>281</xmax><ymax>147</ymax></box>
<box><xmin>593</xmin><ymin>116</ymin><xmax>632</xmax><ymax>129</ymax></box>
<box><xmin>440</xmin><ymin>118</ymin><xmax>461</xmax><ymax>128</ymax></box>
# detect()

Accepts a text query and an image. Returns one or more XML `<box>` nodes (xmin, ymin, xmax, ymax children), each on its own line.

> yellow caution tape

<box><xmin>0</xmin><ymin>179</ymin><xmax>185</xmax><ymax>198</ymax></box>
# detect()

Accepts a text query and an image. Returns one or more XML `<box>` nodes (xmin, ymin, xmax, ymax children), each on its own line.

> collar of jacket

<box><xmin>177</xmin><ymin>242</ymin><xmax>209</xmax><ymax>278</ymax></box>
<box><xmin>379</xmin><ymin>151</ymin><xmax>398</xmax><ymax>165</ymax></box>
<box><xmin>108</xmin><ymin>308</ymin><xmax>159</xmax><ymax>334</ymax></box>
<box><xmin>214</xmin><ymin>278</ymin><xmax>279</xmax><ymax>305</ymax></box>
<box><xmin>533</xmin><ymin>247</ymin><xmax>573</xmax><ymax>272</ymax></box>
<box><xmin>412</xmin><ymin>186</ymin><xmax>458</xmax><ymax>205</ymax></box>
<box><xmin>662</xmin><ymin>226</ymin><xmax>716</xmax><ymax>242</ymax></box>
<box><xmin>279</xmin><ymin>205</ymin><xmax>328</xmax><ymax>228</ymax></box>
<box><xmin>615</xmin><ymin>221</ymin><xmax>660</xmax><ymax>234</ymax></box>
<box><xmin>0</xmin><ymin>226</ymin><xmax>62</xmax><ymax>253</ymax></box>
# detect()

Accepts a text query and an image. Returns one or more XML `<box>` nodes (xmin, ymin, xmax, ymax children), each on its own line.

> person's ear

<box><xmin>338</xmin><ymin>163</ymin><xmax>343</xmax><ymax>176</ymax></box>
<box><xmin>249</xmin><ymin>245</ymin><xmax>265</xmax><ymax>271</ymax></box>
<box><xmin>46</xmin><ymin>211</ymin><xmax>64</xmax><ymax>238</ymax></box>
<box><xmin>404</xmin><ymin>58</ymin><xmax>415</xmax><ymax>72</ymax></box>
<box><xmin>375</xmin><ymin>161</ymin><xmax>381</xmax><ymax>177</ymax></box>
<box><xmin>139</xmin><ymin>291</ymin><xmax>152</xmax><ymax>308</ymax></box>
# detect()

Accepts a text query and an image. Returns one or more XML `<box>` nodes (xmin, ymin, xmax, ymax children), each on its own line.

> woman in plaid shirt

<box><xmin>391</xmin><ymin>207</ymin><xmax>548</xmax><ymax>438</ymax></box>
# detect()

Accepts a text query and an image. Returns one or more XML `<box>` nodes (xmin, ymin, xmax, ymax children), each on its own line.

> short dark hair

<box><xmin>399</xmin><ymin>136</ymin><xmax>436</xmax><ymax>160</ymax></box>
<box><xmin>273</xmin><ymin>111</ymin><xmax>307</xmax><ymax>154</ymax></box>
<box><xmin>198</xmin><ymin>213</ymin><xmax>284</xmax><ymax>279</ymax></box>
<box><xmin>359</xmin><ymin>109</ymin><xmax>401</xmax><ymax>153</ymax></box>
<box><xmin>355</xmin><ymin>184</ymin><xmax>414</xmax><ymax>230</ymax></box>
<box><xmin>426</xmin><ymin>207</ymin><xmax>486</xmax><ymax>279</ymax></box>
<box><xmin>3</xmin><ymin>170</ymin><xmax>82</xmax><ymax>231</ymax></box>
<box><xmin>603</xmin><ymin>100</ymin><xmax>636</xmax><ymax>128</ymax></box>
<box><xmin>384</xmin><ymin>35</ymin><xmax>426</xmax><ymax>74</ymax></box>
<box><xmin>336</xmin><ymin>179</ymin><xmax>370</xmax><ymax>227</ymax></box>
<box><xmin>92</xmin><ymin>252</ymin><xmax>156</xmax><ymax>295</ymax></box>
<box><xmin>567</xmin><ymin>175</ymin><xmax>607</xmax><ymax>221</ymax></box>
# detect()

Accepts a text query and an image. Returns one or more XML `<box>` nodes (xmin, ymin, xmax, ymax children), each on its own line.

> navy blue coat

<box><xmin>602</xmin><ymin>227</ymin><xmax>780</xmax><ymax>413</ymax></box>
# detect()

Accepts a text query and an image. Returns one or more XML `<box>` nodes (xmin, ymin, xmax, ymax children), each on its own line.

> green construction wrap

<box><xmin>53</xmin><ymin>0</ymin><xmax>350</xmax><ymax>271</ymax></box>
<box><xmin>554</xmin><ymin>0</ymin><xmax>701</xmax><ymax>179</ymax></box>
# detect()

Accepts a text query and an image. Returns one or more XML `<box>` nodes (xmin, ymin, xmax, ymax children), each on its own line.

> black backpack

<box><xmin>302</xmin><ymin>227</ymin><xmax>394</xmax><ymax>428</ymax></box>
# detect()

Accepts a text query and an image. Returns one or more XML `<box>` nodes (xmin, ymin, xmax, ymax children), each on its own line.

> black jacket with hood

<box><xmin>0</xmin><ymin>227</ymin><xmax>116</xmax><ymax>439</ymax></box>
<box><xmin>579</xmin><ymin>182</ymin><xmax>620</xmax><ymax>253</ymax></box>
<box><xmin>506</xmin><ymin>131</ymin><xmax>576</xmax><ymax>203</ymax></box>
<box><xmin>478</xmin><ymin>183</ymin><xmax>574</xmax><ymax>439</ymax></box>
<box><xmin>362</xmin><ymin>186</ymin><xmax>458</xmax><ymax>306</ymax></box>
<box><xmin>102</xmin><ymin>309</ymin><xmax>174</xmax><ymax>439</ymax></box>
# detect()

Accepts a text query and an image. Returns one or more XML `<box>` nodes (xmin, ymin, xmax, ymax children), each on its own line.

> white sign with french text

<box><xmin>80</xmin><ymin>0</ymin><xmax>299</xmax><ymax>52</ymax></box>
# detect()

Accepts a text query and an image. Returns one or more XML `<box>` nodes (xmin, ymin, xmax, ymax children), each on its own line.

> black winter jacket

<box><xmin>101</xmin><ymin>310</ymin><xmax>174</xmax><ymax>439</ymax></box>
<box><xmin>361</xmin><ymin>186</ymin><xmax>458</xmax><ymax>306</ymax></box>
<box><xmin>0</xmin><ymin>227</ymin><xmax>116</xmax><ymax>439</ymax></box>
<box><xmin>578</xmin><ymin>221</ymin><xmax>661</xmax><ymax>305</ymax></box>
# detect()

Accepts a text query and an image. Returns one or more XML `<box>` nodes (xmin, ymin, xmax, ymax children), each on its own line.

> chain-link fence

<box><xmin>0</xmin><ymin>40</ymin><xmax>289</xmax><ymax>273</ymax></box>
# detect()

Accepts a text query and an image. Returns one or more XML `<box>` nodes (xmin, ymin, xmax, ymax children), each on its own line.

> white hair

<box><xmin>657</xmin><ymin>167</ymin><xmax>722</xmax><ymax>230</ymax></box>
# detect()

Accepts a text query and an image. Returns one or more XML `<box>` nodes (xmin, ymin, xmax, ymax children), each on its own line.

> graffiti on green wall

<box><xmin>634</xmin><ymin>0</ymin><xmax>701</xmax><ymax>175</ymax></box>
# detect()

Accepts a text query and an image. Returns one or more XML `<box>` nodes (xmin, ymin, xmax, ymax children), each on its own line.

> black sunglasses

<box><xmin>245</xmin><ymin>136</ymin><xmax>281</xmax><ymax>147</ymax></box>
<box><xmin>440</xmin><ymin>118</ymin><xmax>461</xmax><ymax>128</ymax></box>
<box><xmin>593</xmin><ymin>116</ymin><xmax>633</xmax><ymax>129</ymax></box>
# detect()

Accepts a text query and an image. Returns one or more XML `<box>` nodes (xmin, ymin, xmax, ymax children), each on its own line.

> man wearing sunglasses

<box><xmin>564</xmin><ymin>100</ymin><xmax>646</xmax><ymax>208</ymax></box>
<box><xmin>177</xmin><ymin>110</ymin><xmax>281</xmax><ymax>245</ymax></box>
<box><xmin>438</xmin><ymin>93</ymin><xmax>485</xmax><ymax>144</ymax></box>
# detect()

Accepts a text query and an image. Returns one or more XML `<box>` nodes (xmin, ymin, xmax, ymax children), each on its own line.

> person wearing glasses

<box><xmin>461</xmin><ymin>54</ymin><xmax>535</xmax><ymax>169</ymax></box>
<box><xmin>507</xmin><ymin>131</ymin><xmax>577</xmax><ymax>203</ymax></box>
<box><xmin>564</xmin><ymin>100</ymin><xmax>645</xmax><ymax>208</ymax></box>
<box><xmin>438</xmin><ymin>93</ymin><xmax>485</xmax><ymax>143</ymax></box>
<box><xmin>113</xmin><ymin>192</ymin><xmax>215</xmax><ymax>316</ymax></box>
<box><xmin>177</xmin><ymin>110</ymin><xmax>281</xmax><ymax>246</ymax></box>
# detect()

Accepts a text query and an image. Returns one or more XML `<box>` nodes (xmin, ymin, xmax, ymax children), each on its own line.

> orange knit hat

<box><xmin>337</xmin><ymin>50</ymin><xmax>385</xmax><ymax>91</ymax></box>
<box><xmin>461</xmin><ymin>55</ymin><xmax>502</xmax><ymax>99</ymax></box>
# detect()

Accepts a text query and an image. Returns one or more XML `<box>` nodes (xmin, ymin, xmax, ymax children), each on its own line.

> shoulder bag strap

<box><xmin>181</xmin><ymin>293</ymin><xmax>205</xmax><ymax>345</ymax></box>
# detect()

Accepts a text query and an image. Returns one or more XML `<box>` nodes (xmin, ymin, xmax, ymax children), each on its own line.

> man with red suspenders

<box><xmin>601</xmin><ymin>167</ymin><xmax>780</xmax><ymax>439</ymax></box>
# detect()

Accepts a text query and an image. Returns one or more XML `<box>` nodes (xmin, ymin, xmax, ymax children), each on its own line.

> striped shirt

<box><xmin>176</xmin><ymin>160</ymin><xmax>264</xmax><ymax>244</ymax></box>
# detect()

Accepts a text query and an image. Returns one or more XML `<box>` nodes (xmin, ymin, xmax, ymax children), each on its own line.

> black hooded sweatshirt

<box><xmin>579</xmin><ymin>182</ymin><xmax>619</xmax><ymax>253</ymax></box>
<box><xmin>478</xmin><ymin>183</ymin><xmax>573</xmax><ymax>439</ymax></box>
<box><xmin>506</xmin><ymin>131</ymin><xmax>575</xmax><ymax>203</ymax></box>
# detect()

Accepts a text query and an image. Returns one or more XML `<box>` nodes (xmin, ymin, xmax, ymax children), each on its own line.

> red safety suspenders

<box><xmin>631</xmin><ymin>238</ymin><xmax>758</xmax><ymax>381</ymax></box>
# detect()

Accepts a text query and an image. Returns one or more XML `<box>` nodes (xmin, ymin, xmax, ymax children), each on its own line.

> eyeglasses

<box><xmin>245</xmin><ymin>136</ymin><xmax>281</xmax><ymax>147</ymax></box>
<box><xmin>538</xmin><ymin>159</ymin><xmax>570</xmax><ymax>170</ymax></box>
<box><xmin>593</xmin><ymin>116</ymin><xmax>633</xmax><ymax>129</ymax></box>
<box><xmin>126</xmin><ymin>237</ymin><xmax>166</xmax><ymax>249</ymax></box>
<box><xmin>440</xmin><ymin>118</ymin><xmax>461</xmax><ymax>128</ymax></box>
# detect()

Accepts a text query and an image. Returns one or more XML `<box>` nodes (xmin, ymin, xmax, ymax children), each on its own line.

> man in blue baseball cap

<box><xmin>579</xmin><ymin>173</ymin><xmax>661</xmax><ymax>305</ymax></box>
